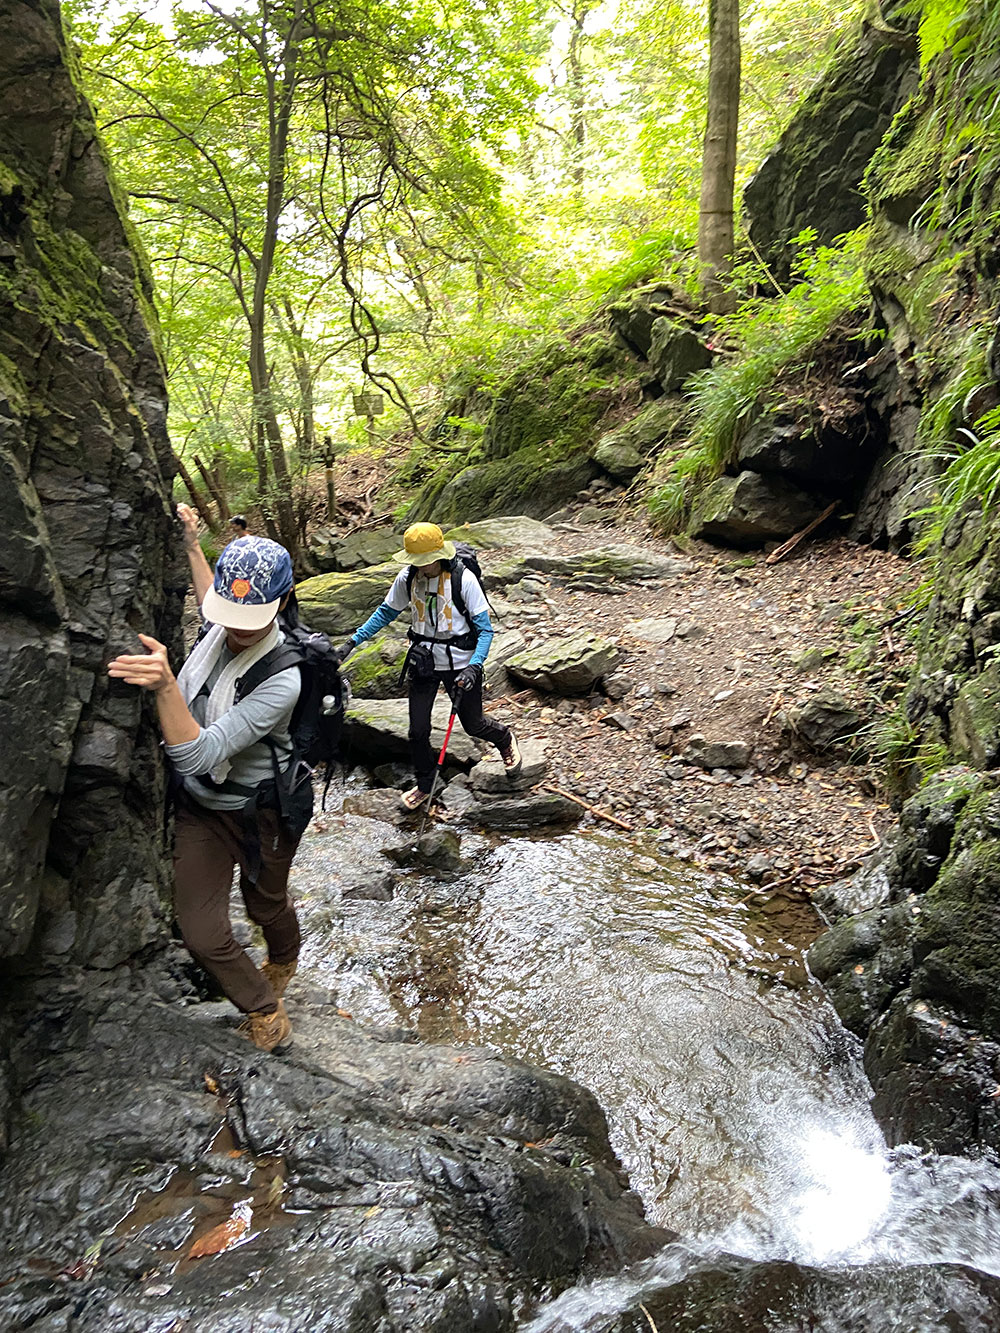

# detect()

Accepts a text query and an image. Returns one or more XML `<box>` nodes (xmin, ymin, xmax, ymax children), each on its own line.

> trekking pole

<box><xmin>417</xmin><ymin>699</ymin><xmax>459</xmax><ymax>840</ymax></box>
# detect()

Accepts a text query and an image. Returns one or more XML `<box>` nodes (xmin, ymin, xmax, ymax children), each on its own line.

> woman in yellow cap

<box><xmin>339</xmin><ymin>522</ymin><xmax>521</xmax><ymax>809</ymax></box>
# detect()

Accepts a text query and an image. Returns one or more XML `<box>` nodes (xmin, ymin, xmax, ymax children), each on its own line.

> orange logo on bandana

<box><xmin>231</xmin><ymin>578</ymin><xmax>251</xmax><ymax>599</ymax></box>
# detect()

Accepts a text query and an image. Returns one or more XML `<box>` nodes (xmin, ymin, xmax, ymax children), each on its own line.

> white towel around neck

<box><xmin>176</xmin><ymin>621</ymin><xmax>282</xmax><ymax>783</ymax></box>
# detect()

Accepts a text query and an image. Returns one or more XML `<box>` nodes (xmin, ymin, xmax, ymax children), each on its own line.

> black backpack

<box><xmin>233</xmin><ymin>611</ymin><xmax>350</xmax><ymax>823</ymax></box>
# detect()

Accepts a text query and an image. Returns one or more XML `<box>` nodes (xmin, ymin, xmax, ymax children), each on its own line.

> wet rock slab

<box><xmin>548</xmin><ymin>1252</ymin><xmax>1000</xmax><ymax>1332</ymax></box>
<box><xmin>0</xmin><ymin>980</ymin><xmax>668</xmax><ymax>1332</ymax></box>
<box><xmin>474</xmin><ymin>791</ymin><xmax>583</xmax><ymax>832</ymax></box>
<box><xmin>344</xmin><ymin>697</ymin><xmax>482</xmax><ymax>768</ymax></box>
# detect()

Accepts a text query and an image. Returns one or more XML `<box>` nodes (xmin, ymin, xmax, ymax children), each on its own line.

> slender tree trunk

<box><xmin>698</xmin><ymin>0</ymin><xmax>741</xmax><ymax>313</ymax></box>
<box><xmin>248</xmin><ymin>2</ymin><xmax>303</xmax><ymax>560</ymax></box>
<box><xmin>193</xmin><ymin>453</ymin><xmax>229</xmax><ymax>522</ymax></box>
<box><xmin>173</xmin><ymin>455</ymin><xmax>215</xmax><ymax>529</ymax></box>
<box><xmin>565</xmin><ymin>3</ymin><xmax>591</xmax><ymax>201</ymax></box>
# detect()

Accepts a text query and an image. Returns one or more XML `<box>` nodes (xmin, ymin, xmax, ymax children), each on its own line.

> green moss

<box><xmin>408</xmin><ymin>440</ymin><xmax>596</xmax><ymax>528</ymax></box>
<box><xmin>343</xmin><ymin>634</ymin><xmax>407</xmax><ymax>699</ymax></box>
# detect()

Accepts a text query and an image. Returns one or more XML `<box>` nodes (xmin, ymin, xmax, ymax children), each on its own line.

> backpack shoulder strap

<box><xmin>405</xmin><ymin>564</ymin><xmax>417</xmax><ymax>598</ymax></box>
<box><xmin>235</xmin><ymin>645</ymin><xmax>303</xmax><ymax>702</ymax></box>
<box><xmin>450</xmin><ymin>557</ymin><xmax>469</xmax><ymax>620</ymax></box>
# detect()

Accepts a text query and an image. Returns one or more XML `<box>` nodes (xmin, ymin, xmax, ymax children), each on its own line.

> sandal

<box><xmin>399</xmin><ymin>786</ymin><xmax>430</xmax><ymax>812</ymax></box>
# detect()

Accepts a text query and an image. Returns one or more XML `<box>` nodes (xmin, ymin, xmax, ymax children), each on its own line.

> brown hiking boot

<box><xmin>499</xmin><ymin>731</ymin><xmax>522</xmax><ymax>778</ymax></box>
<box><xmin>238</xmin><ymin>1000</ymin><xmax>292</xmax><ymax>1053</ymax></box>
<box><xmin>262</xmin><ymin>959</ymin><xmax>297</xmax><ymax>1000</ymax></box>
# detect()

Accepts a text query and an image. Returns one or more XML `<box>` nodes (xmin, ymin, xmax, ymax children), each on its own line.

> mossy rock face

<box><xmin>296</xmin><ymin>561</ymin><xmax>397</xmax><ymax>637</ymax></box>
<box><xmin>483</xmin><ymin>333</ymin><xmax>632</xmax><ymax>463</ymax></box>
<box><xmin>506</xmin><ymin>633</ymin><xmax>621</xmax><ymax>695</ymax></box>
<box><xmin>342</xmin><ymin>625</ymin><xmax>408</xmax><ymax>699</ymax></box>
<box><xmin>443</xmin><ymin>517</ymin><xmax>555</xmax><ymax>549</ymax></box>
<box><xmin>411</xmin><ymin>446</ymin><xmax>597</xmax><ymax>529</ymax></box>
<box><xmin>744</xmin><ymin>18</ymin><xmax>918</xmax><ymax>273</ymax></box>
<box><xmin>807</xmin><ymin>903</ymin><xmax>917</xmax><ymax>1038</ymax></box>
<box><xmin>397</xmin><ymin>326</ymin><xmax>635</xmax><ymax>528</ymax></box>
<box><xmin>810</xmin><ymin>770</ymin><xmax>1000</xmax><ymax>1153</ymax></box>
<box><xmin>950</xmin><ymin>664</ymin><xmax>1000</xmax><ymax>769</ymax></box>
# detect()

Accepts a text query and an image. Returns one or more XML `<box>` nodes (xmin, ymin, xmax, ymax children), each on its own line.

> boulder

<box><xmin>607</xmin><ymin>283</ymin><xmax>678</xmax><ymax>358</ymax></box>
<box><xmin>341</xmin><ymin>870</ymin><xmax>395</xmax><ymax>902</ymax></box>
<box><xmin>473</xmin><ymin>791</ymin><xmax>583</xmax><ymax>831</ymax></box>
<box><xmin>415</xmin><ymin>447</ymin><xmax>599</xmax><ymax>530</ymax></box>
<box><xmin>593</xmin><ymin>436</ymin><xmax>644</xmax><ymax>482</ymax></box>
<box><xmin>646</xmin><ymin>318</ymin><xmax>712</xmax><ymax>392</ymax></box>
<box><xmin>469</xmin><ymin>740</ymin><xmax>550</xmax><ymax>794</ymax></box>
<box><xmin>783</xmin><ymin>688</ymin><xmax>864</xmax><ymax>750</ymax></box>
<box><xmin>506</xmin><ymin>634</ymin><xmax>622</xmax><ymax>695</ymax></box>
<box><xmin>0</xmin><ymin>983</ymin><xmax>667</xmax><ymax>1330</ymax></box>
<box><xmin>296</xmin><ymin>561</ymin><xmax>398</xmax><ymax>637</ymax></box>
<box><xmin>344</xmin><ymin>698</ymin><xmax>482</xmax><ymax>767</ymax></box>
<box><xmin>625</xmin><ymin>617</ymin><xmax>678</xmax><ymax>644</ymax></box>
<box><xmin>483</xmin><ymin>628</ymin><xmax>529</xmax><ymax>695</ymax></box>
<box><xmin>692</xmin><ymin>471</ymin><xmax>821</xmax><ymax>547</ymax></box>
<box><xmin>342</xmin><ymin>623</ymin><xmax>408</xmax><ymax>699</ymax></box>
<box><xmin>525</xmin><ymin>545</ymin><xmax>691</xmax><ymax>581</ymax></box>
<box><xmin>684</xmin><ymin>735</ymin><xmax>752</xmax><ymax>770</ymax></box>
<box><xmin>343</xmin><ymin>788</ymin><xmax>409</xmax><ymax>823</ymax></box>
<box><xmin>417</xmin><ymin>827</ymin><xmax>464</xmax><ymax>871</ymax></box>
<box><xmin>443</xmin><ymin>516</ymin><xmax>555</xmax><ymax>549</ymax></box>
<box><xmin>308</xmin><ymin>525</ymin><xmax>400</xmax><ymax>573</ymax></box>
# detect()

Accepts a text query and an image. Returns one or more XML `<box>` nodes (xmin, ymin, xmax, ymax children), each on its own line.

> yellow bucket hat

<box><xmin>394</xmin><ymin>522</ymin><xmax>456</xmax><ymax>566</ymax></box>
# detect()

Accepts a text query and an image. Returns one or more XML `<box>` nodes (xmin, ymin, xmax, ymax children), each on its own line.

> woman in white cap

<box><xmin>108</xmin><ymin>505</ymin><xmax>302</xmax><ymax>1053</ymax></box>
<box><xmin>340</xmin><ymin>521</ymin><xmax>521</xmax><ymax>810</ymax></box>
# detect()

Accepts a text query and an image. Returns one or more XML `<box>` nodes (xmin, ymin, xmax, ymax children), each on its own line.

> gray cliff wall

<box><xmin>0</xmin><ymin>0</ymin><xmax>179</xmax><ymax>973</ymax></box>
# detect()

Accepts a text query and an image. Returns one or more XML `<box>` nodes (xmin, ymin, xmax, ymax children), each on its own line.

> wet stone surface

<box><xmin>0</xmin><ymin>976</ymin><xmax>668</xmax><ymax>1332</ymax></box>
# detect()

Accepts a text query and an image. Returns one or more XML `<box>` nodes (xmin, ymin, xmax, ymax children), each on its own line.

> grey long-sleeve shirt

<box><xmin>165</xmin><ymin>641</ymin><xmax>301</xmax><ymax>811</ymax></box>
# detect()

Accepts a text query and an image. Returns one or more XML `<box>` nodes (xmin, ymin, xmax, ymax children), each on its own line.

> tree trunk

<box><xmin>698</xmin><ymin>0</ymin><xmax>741</xmax><ymax>313</ymax></box>
<box><xmin>173</xmin><ymin>455</ymin><xmax>215</xmax><ymax>529</ymax></box>
<box><xmin>565</xmin><ymin>3</ymin><xmax>591</xmax><ymax>201</ymax></box>
<box><xmin>193</xmin><ymin>453</ymin><xmax>230</xmax><ymax>522</ymax></box>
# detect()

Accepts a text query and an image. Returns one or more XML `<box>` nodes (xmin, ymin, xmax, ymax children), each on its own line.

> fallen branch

<box><xmin>732</xmin><ymin>858</ymin><xmax>861</xmax><ymax>907</ymax></box>
<box><xmin>764</xmin><ymin>502</ymin><xmax>838</xmax><ymax>565</ymax></box>
<box><xmin>543</xmin><ymin>784</ymin><xmax>634</xmax><ymax>832</ymax></box>
<box><xmin>342</xmin><ymin>511</ymin><xmax>393</xmax><ymax>536</ymax></box>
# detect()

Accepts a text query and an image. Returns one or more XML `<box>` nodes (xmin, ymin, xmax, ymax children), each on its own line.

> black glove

<box><xmin>333</xmin><ymin>639</ymin><xmax>355</xmax><ymax>665</ymax></box>
<box><xmin>455</xmin><ymin>664</ymin><xmax>482</xmax><ymax>692</ymax></box>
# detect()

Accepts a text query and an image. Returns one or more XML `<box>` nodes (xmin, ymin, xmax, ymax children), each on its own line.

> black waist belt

<box><xmin>194</xmin><ymin>774</ymin><xmax>261</xmax><ymax>799</ymax></box>
<box><xmin>407</xmin><ymin>627</ymin><xmax>477</xmax><ymax>651</ymax></box>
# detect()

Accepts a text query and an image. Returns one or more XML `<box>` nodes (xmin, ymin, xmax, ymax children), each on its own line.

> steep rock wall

<box><xmin>805</xmin><ymin>5</ymin><xmax>1000</xmax><ymax>1155</ymax></box>
<box><xmin>744</xmin><ymin>13</ymin><xmax>918</xmax><ymax>277</ymax></box>
<box><xmin>0</xmin><ymin>0</ymin><xmax>179</xmax><ymax>982</ymax></box>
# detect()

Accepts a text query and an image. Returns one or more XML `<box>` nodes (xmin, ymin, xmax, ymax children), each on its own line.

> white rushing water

<box><xmin>289</xmin><ymin>807</ymin><xmax>1000</xmax><ymax>1325</ymax></box>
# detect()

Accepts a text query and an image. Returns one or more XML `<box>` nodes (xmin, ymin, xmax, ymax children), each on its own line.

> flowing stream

<box><xmin>288</xmin><ymin>794</ymin><xmax>1000</xmax><ymax>1327</ymax></box>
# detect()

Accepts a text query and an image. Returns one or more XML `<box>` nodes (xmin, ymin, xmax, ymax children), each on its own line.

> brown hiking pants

<box><xmin>173</xmin><ymin>794</ymin><xmax>302</xmax><ymax>1014</ymax></box>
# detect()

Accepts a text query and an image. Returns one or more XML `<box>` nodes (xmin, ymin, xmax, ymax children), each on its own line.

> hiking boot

<box><xmin>262</xmin><ymin>959</ymin><xmax>297</xmax><ymax>1000</ymax></box>
<box><xmin>399</xmin><ymin>786</ymin><xmax>430</xmax><ymax>812</ymax></box>
<box><xmin>499</xmin><ymin>732</ymin><xmax>522</xmax><ymax>778</ymax></box>
<box><xmin>238</xmin><ymin>1000</ymin><xmax>292</xmax><ymax>1053</ymax></box>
